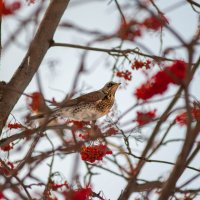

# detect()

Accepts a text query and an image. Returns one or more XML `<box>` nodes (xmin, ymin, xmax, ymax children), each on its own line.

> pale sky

<box><xmin>1</xmin><ymin>0</ymin><xmax>200</xmax><ymax>199</ymax></box>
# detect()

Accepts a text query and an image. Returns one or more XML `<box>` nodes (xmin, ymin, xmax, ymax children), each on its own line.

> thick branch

<box><xmin>158</xmin><ymin>121</ymin><xmax>200</xmax><ymax>199</ymax></box>
<box><xmin>0</xmin><ymin>0</ymin><xmax>70</xmax><ymax>134</ymax></box>
<box><xmin>118</xmin><ymin>88</ymin><xmax>182</xmax><ymax>200</ymax></box>
<box><xmin>126</xmin><ymin>181</ymin><xmax>163</xmax><ymax>193</ymax></box>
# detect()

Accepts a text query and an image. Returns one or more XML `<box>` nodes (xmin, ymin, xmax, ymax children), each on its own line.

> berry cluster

<box><xmin>136</xmin><ymin>110</ymin><xmax>157</xmax><ymax>126</ymax></box>
<box><xmin>49</xmin><ymin>180</ymin><xmax>69</xmax><ymax>191</ymax></box>
<box><xmin>0</xmin><ymin>1</ymin><xmax>21</xmax><ymax>16</ymax></box>
<box><xmin>0</xmin><ymin>143</ymin><xmax>13</xmax><ymax>152</ymax></box>
<box><xmin>117</xmin><ymin>19</ymin><xmax>142</xmax><ymax>41</ymax></box>
<box><xmin>28</xmin><ymin>92</ymin><xmax>42</xmax><ymax>112</ymax></box>
<box><xmin>7</xmin><ymin>123</ymin><xmax>23</xmax><ymax>129</ymax></box>
<box><xmin>176</xmin><ymin>109</ymin><xmax>200</xmax><ymax>126</ymax></box>
<box><xmin>117</xmin><ymin>14</ymin><xmax>168</xmax><ymax>41</ymax></box>
<box><xmin>0</xmin><ymin>161</ymin><xmax>14</xmax><ymax>176</ymax></box>
<box><xmin>131</xmin><ymin>60</ymin><xmax>151</xmax><ymax>70</ymax></box>
<box><xmin>142</xmin><ymin>15</ymin><xmax>168</xmax><ymax>31</ymax></box>
<box><xmin>116</xmin><ymin>70</ymin><xmax>132</xmax><ymax>81</ymax></box>
<box><xmin>116</xmin><ymin>60</ymin><xmax>152</xmax><ymax>81</ymax></box>
<box><xmin>80</xmin><ymin>144</ymin><xmax>112</xmax><ymax>163</ymax></box>
<box><xmin>135</xmin><ymin>60</ymin><xmax>187</xmax><ymax>100</ymax></box>
<box><xmin>70</xmin><ymin>187</ymin><xmax>92</xmax><ymax>200</ymax></box>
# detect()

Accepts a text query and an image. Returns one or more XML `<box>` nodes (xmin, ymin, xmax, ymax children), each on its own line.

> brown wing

<box><xmin>62</xmin><ymin>90</ymin><xmax>105</xmax><ymax>107</ymax></box>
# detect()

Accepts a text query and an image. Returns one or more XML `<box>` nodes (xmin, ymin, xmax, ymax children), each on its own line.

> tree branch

<box><xmin>158</xmin><ymin>121</ymin><xmax>200</xmax><ymax>199</ymax></box>
<box><xmin>51</xmin><ymin>41</ymin><xmax>178</xmax><ymax>62</ymax></box>
<box><xmin>0</xmin><ymin>0</ymin><xmax>70</xmax><ymax>134</ymax></box>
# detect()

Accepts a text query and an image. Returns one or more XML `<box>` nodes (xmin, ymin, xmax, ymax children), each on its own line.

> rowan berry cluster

<box><xmin>116</xmin><ymin>70</ymin><xmax>132</xmax><ymax>81</ymax></box>
<box><xmin>116</xmin><ymin>60</ymin><xmax>152</xmax><ymax>81</ymax></box>
<box><xmin>131</xmin><ymin>60</ymin><xmax>152</xmax><ymax>70</ymax></box>
<box><xmin>117</xmin><ymin>14</ymin><xmax>168</xmax><ymax>41</ymax></box>
<box><xmin>28</xmin><ymin>92</ymin><xmax>43</xmax><ymax>112</ymax></box>
<box><xmin>176</xmin><ymin>108</ymin><xmax>200</xmax><ymax>126</ymax></box>
<box><xmin>7</xmin><ymin>123</ymin><xmax>23</xmax><ymax>129</ymax></box>
<box><xmin>136</xmin><ymin>110</ymin><xmax>157</xmax><ymax>126</ymax></box>
<box><xmin>80</xmin><ymin>144</ymin><xmax>112</xmax><ymax>163</ymax></box>
<box><xmin>0</xmin><ymin>1</ymin><xmax>21</xmax><ymax>16</ymax></box>
<box><xmin>135</xmin><ymin>60</ymin><xmax>186</xmax><ymax>100</ymax></box>
<box><xmin>0</xmin><ymin>161</ymin><xmax>14</xmax><ymax>176</ymax></box>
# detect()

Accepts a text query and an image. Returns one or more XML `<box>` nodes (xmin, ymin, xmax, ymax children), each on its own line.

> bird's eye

<box><xmin>107</xmin><ymin>82</ymin><xmax>114</xmax><ymax>87</ymax></box>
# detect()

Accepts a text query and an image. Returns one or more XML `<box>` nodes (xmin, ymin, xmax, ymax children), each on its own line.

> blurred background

<box><xmin>1</xmin><ymin>0</ymin><xmax>200</xmax><ymax>199</ymax></box>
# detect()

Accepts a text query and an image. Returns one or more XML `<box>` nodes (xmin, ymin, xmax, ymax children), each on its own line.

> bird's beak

<box><xmin>111</xmin><ymin>82</ymin><xmax>121</xmax><ymax>92</ymax></box>
<box><xmin>114</xmin><ymin>83</ymin><xmax>121</xmax><ymax>87</ymax></box>
<box><xmin>116</xmin><ymin>83</ymin><xmax>121</xmax><ymax>86</ymax></box>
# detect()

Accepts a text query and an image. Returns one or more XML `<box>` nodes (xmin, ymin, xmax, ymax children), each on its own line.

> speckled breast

<box><xmin>55</xmin><ymin>103</ymin><xmax>105</xmax><ymax>121</ymax></box>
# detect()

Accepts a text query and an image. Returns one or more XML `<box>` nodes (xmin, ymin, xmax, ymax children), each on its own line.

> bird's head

<box><xmin>102</xmin><ymin>81</ymin><xmax>121</xmax><ymax>96</ymax></box>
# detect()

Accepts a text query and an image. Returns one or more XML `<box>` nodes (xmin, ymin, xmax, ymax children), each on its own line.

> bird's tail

<box><xmin>28</xmin><ymin>113</ymin><xmax>45</xmax><ymax>120</ymax></box>
<box><xmin>27</xmin><ymin>107</ymin><xmax>61</xmax><ymax>125</ymax></box>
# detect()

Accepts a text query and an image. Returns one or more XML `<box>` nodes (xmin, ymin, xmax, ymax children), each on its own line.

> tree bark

<box><xmin>0</xmin><ymin>0</ymin><xmax>70</xmax><ymax>134</ymax></box>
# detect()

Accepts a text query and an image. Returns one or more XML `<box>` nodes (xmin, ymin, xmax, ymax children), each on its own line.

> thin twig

<box><xmin>51</xmin><ymin>42</ymin><xmax>179</xmax><ymax>62</ymax></box>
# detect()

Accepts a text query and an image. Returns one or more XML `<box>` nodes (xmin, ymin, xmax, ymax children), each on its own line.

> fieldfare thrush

<box><xmin>30</xmin><ymin>81</ymin><xmax>120</xmax><ymax>122</ymax></box>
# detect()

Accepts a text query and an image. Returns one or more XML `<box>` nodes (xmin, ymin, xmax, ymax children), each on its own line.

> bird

<box><xmin>29</xmin><ymin>81</ymin><xmax>120</xmax><ymax>122</ymax></box>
